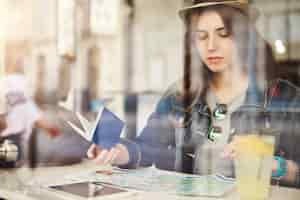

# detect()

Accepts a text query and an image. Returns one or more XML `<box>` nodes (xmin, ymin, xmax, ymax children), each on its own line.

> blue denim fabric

<box><xmin>121</xmin><ymin>79</ymin><xmax>300</xmax><ymax>187</ymax></box>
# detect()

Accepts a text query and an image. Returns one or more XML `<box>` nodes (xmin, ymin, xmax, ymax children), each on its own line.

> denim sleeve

<box><xmin>119</xmin><ymin>111</ymin><xmax>176</xmax><ymax>170</ymax></box>
<box><xmin>269</xmin><ymin>79</ymin><xmax>300</xmax><ymax>188</ymax></box>
<box><xmin>119</xmin><ymin>96</ymin><xmax>177</xmax><ymax>169</ymax></box>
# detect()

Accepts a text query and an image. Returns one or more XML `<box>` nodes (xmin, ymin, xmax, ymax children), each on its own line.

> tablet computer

<box><xmin>48</xmin><ymin>182</ymin><xmax>129</xmax><ymax>200</ymax></box>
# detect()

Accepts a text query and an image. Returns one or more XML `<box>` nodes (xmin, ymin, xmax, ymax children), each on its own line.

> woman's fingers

<box><xmin>103</xmin><ymin>148</ymin><xmax>120</xmax><ymax>165</ymax></box>
<box><xmin>222</xmin><ymin>136</ymin><xmax>240</xmax><ymax>159</ymax></box>
<box><xmin>110</xmin><ymin>148</ymin><xmax>121</xmax><ymax>164</ymax></box>
<box><xmin>93</xmin><ymin>147</ymin><xmax>119</xmax><ymax>165</ymax></box>
<box><xmin>87</xmin><ymin>144</ymin><xmax>122</xmax><ymax>165</ymax></box>
<box><xmin>94</xmin><ymin>149</ymin><xmax>108</xmax><ymax>164</ymax></box>
<box><xmin>221</xmin><ymin>144</ymin><xmax>234</xmax><ymax>159</ymax></box>
<box><xmin>87</xmin><ymin>144</ymin><xmax>99</xmax><ymax>159</ymax></box>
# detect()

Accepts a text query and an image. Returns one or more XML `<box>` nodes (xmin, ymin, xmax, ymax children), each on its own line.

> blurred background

<box><xmin>0</xmin><ymin>0</ymin><xmax>299</xmax><ymax>166</ymax></box>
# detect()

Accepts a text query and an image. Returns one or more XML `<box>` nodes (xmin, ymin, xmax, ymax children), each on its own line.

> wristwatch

<box><xmin>272</xmin><ymin>156</ymin><xmax>287</xmax><ymax>178</ymax></box>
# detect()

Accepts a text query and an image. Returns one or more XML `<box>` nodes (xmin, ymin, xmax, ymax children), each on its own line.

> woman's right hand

<box><xmin>86</xmin><ymin>143</ymin><xmax>130</xmax><ymax>166</ymax></box>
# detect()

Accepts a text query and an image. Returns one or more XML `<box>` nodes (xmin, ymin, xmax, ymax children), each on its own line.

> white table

<box><xmin>0</xmin><ymin>160</ymin><xmax>299</xmax><ymax>200</ymax></box>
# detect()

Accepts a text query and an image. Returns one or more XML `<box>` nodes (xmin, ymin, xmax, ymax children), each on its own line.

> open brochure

<box><xmin>93</xmin><ymin>166</ymin><xmax>235</xmax><ymax>197</ymax></box>
<box><xmin>63</xmin><ymin>166</ymin><xmax>235</xmax><ymax>197</ymax></box>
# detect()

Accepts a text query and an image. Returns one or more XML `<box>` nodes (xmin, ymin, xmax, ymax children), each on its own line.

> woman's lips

<box><xmin>207</xmin><ymin>56</ymin><xmax>224</xmax><ymax>65</ymax></box>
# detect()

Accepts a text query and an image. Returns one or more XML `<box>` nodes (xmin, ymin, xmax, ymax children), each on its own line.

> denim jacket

<box><xmin>121</xmin><ymin>79</ymin><xmax>300</xmax><ymax>187</ymax></box>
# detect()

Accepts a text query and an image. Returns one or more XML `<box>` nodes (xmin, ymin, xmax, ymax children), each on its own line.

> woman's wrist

<box><xmin>113</xmin><ymin>143</ymin><xmax>130</xmax><ymax>166</ymax></box>
<box><xmin>280</xmin><ymin>160</ymin><xmax>299</xmax><ymax>185</ymax></box>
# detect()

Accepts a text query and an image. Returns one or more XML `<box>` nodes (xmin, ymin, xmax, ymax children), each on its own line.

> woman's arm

<box><xmin>223</xmin><ymin>137</ymin><xmax>300</xmax><ymax>187</ymax></box>
<box><xmin>275</xmin><ymin>160</ymin><xmax>299</xmax><ymax>185</ymax></box>
<box><xmin>87</xmin><ymin>95</ymin><xmax>178</xmax><ymax>170</ymax></box>
<box><xmin>119</xmin><ymin>111</ymin><xmax>176</xmax><ymax>169</ymax></box>
<box><xmin>87</xmin><ymin>112</ymin><xmax>176</xmax><ymax>169</ymax></box>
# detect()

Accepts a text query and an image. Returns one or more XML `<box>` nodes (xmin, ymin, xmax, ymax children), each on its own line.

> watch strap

<box><xmin>272</xmin><ymin>156</ymin><xmax>287</xmax><ymax>178</ymax></box>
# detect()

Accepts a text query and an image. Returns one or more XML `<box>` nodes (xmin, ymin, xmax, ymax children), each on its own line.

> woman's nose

<box><xmin>208</xmin><ymin>35</ymin><xmax>217</xmax><ymax>51</ymax></box>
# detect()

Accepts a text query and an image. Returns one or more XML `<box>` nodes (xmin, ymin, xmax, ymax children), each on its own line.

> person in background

<box><xmin>87</xmin><ymin>0</ymin><xmax>300</xmax><ymax>188</ymax></box>
<box><xmin>0</xmin><ymin>56</ymin><xmax>61</xmax><ymax>160</ymax></box>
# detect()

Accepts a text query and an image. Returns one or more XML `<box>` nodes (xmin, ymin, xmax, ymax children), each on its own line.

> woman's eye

<box><xmin>197</xmin><ymin>32</ymin><xmax>208</xmax><ymax>40</ymax></box>
<box><xmin>218</xmin><ymin>29</ymin><xmax>229</xmax><ymax>37</ymax></box>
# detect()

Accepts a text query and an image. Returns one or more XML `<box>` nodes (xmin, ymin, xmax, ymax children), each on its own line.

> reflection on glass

<box><xmin>57</xmin><ymin>0</ymin><xmax>76</xmax><ymax>59</ymax></box>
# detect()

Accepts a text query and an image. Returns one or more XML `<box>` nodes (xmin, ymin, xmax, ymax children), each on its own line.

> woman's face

<box><xmin>194</xmin><ymin>10</ymin><xmax>236</xmax><ymax>73</ymax></box>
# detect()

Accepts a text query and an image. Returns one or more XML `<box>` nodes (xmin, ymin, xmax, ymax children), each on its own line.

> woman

<box><xmin>87</xmin><ymin>0</ymin><xmax>300</xmax><ymax>187</ymax></box>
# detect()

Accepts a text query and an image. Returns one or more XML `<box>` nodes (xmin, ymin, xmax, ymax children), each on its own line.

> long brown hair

<box><xmin>161</xmin><ymin>5</ymin><xmax>277</xmax><ymax>129</ymax></box>
<box><xmin>179</xmin><ymin>5</ymin><xmax>276</xmax><ymax>108</ymax></box>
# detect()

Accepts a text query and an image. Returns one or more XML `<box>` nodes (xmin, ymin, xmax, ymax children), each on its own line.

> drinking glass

<box><xmin>234</xmin><ymin>129</ymin><xmax>279</xmax><ymax>200</ymax></box>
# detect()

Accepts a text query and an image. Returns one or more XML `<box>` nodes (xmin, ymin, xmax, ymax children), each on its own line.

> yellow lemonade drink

<box><xmin>235</xmin><ymin>134</ymin><xmax>275</xmax><ymax>200</ymax></box>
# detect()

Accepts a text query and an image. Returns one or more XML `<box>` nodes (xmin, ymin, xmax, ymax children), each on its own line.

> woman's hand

<box><xmin>223</xmin><ymin>136</ymin><xmax>278</xmax><ymax>171</ymax></box>
<box><xmin>87</xmin><ymin>143</ymin><xmax>130</xmax><ymax>166</ymax></box>
<box><xmin>221</xmin><ymin>136</ymin><xmax>241</xmax><ymax>160</ymax></box>
<box><xmin>222</xmin><ymin>136</ymin><xmax>299</xmax><ymax>184</ymax></box>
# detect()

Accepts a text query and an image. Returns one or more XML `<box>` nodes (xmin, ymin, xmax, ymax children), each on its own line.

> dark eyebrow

<box><xmin>195</xmin><ymin>27</ymin><xmax>226</xmax><ymax>32</ymax></box>
<box><xmin>216</xmin><ymin>27</ymin><xmax>226</xmax><ymax>31</ymax></box>
<box><xmin>194</xmin><ymin>29</ymin><xmax>207</xmax><ymax>33</ymax></box>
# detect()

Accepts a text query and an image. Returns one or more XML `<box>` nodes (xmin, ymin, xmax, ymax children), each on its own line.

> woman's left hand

<box><xmin>223</xmin><ymin>136</ymin><xmax>300</xmax><ymax>184</ymax></box>
<box><xmin>221</xmin><ymin>135</ymin><xmax>240</xmax><ymax>160</ymax></box>
<box><xmin>222</xmin><ymin>136</ymin><xmax>279</xmax><ymax>172</ymax></box>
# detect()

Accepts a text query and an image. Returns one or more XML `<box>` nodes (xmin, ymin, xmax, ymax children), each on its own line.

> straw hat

<box><xmin>179</xmin><ymin>0</ymin><xmax>259</xmax><ymax>20</ymax></box>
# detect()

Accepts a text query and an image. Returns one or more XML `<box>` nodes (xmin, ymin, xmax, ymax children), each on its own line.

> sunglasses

<box><xmin>207</xmin><ymin>103</ymin><xmax>228</xmax><ymax>142</ymax></box>
<box><xmin>171</xmin><ymin>101</ymin><xmax>228</xmax><ymax>142</ymax></box>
